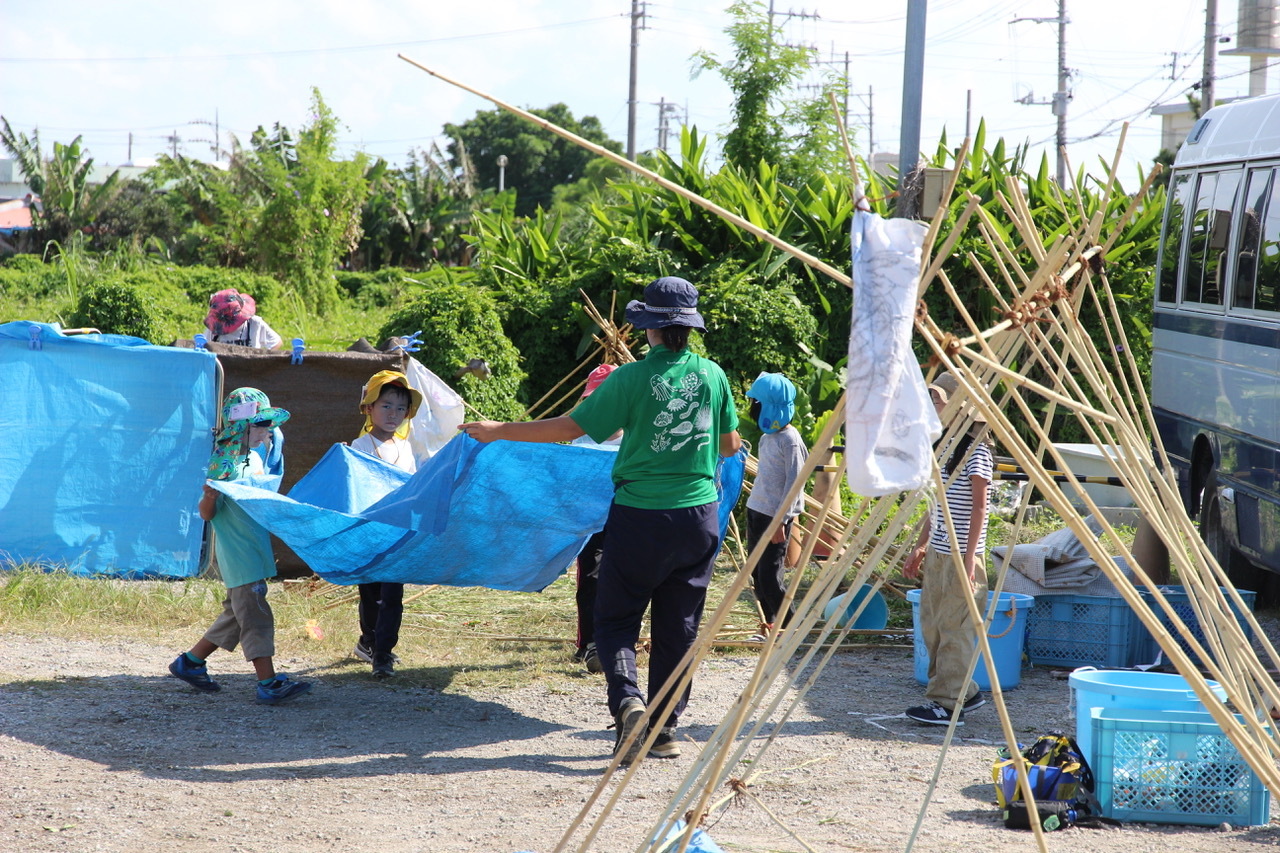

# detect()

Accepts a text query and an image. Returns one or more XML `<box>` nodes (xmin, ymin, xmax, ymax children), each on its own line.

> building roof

<box><xmin>0</xmin><ymin>197</ymin><xmax>33</xmax><ymax>229</ymax></box>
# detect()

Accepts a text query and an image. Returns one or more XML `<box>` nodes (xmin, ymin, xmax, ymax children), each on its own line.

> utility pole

<box><xmin>862</xmin><ymin>86</ymin><xmax>874</xmax><ymax>156</ymax></box>
<box><xmin>1202</xmin><ymin>0</ymin><xmax>1217</xmax><ymax>113</ymax></box>
<box><xmin>1011</xmin><ymin>1</ymin><xmax>1071</xmax><ymax>186</ymax></box>
<box><xmin>1055</xmin><ymin>0</ymin><xmax>1068</xmax><ymax>186</ymax></box>
<box><xmin>815</xmin><ymin>48</ymin><xmax>853</xmax><ymax>134</ymax></box>
<box><xmin>654</xmin><ymin>99</ymin><xmax>685</xmax><ymax>153</ymax></box>
<box><xmin>897</xmin><ymin>0</ymin><xmax>927</xmax><ymax>218</ymax></box>
<box><xmin>768</xmin><ymin>2</ymin><xmax>821</xmax><ymax>47</ymax></box>
<box><xmin>626</xmin><ymin>0</ymin><xmax>646</xmax><ymax>161</ymax></box>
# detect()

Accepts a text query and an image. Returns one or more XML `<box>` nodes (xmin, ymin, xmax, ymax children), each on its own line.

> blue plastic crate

<box><xmin>1025</xmin><ymin>594</ymin><xmax>1142</xmax><ymax>668</ymax></box>
<box><xmin>1132</xmin><ymin>586</ymin><xmax>1257</xmax><ymax>668</ymax></box>
<box><xmin>1091</xmin><ymin>707</ymin><xmax>1270</xmax><ymax>826</ymax></box>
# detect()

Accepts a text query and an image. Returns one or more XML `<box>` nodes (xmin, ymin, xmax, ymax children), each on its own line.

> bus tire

<box><xmin>1197</xmin><ymin>472</ymin><xmax>1280</xmax><ymax>602</ymax></box>
<box><xmin>1198</xmin><ymin>472</ymin><xmax>1235</xmax><ymax>575</ymax></box>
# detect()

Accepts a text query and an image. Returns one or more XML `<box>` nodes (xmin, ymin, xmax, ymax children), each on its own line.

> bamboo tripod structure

<box><xmin>401</xmin><ymin>58</ymin><xmax>1280</xmax><ymax>853</ymax></box>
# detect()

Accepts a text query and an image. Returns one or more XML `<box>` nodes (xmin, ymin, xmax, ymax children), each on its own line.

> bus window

<box><xmin>1184</xmin><ymin>173</ymin><xmax>1216</xmax><ymax>304</ymax></box>
<box><xmin>1186</xmin><ymin>170</ymin><xmax>1241</xmax><ymax>306</ymax></box>
<box><xmin>1158</xmin><ymin>172</ymin><xmax>1192</xmax><ymax>303</ymax></box>
<box><xmin>1233</xmin><ymin>168</ymin><xmax>1271</xmax><ymax>310</ymax></box>
<box><xmin>1257</xmin><ymin>170</ymin><xmax>1280</xmax><ymax>312</ymax></box>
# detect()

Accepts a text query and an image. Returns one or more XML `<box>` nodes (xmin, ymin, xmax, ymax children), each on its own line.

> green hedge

<box><xmin>377</xmin><ymin>280</ymin><xmax>527</xmax><ymax>422</ymax></box>
<box><xmin>0</xmin><ymin>255</ymin><xmax>285</xmax><ymax>344</ymax></box>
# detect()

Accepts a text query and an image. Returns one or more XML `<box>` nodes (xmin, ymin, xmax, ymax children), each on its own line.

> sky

<box><xmin>0</xmin><ymin>1</ymin><xmax>1267</xmax><ymax>185</ymax></box>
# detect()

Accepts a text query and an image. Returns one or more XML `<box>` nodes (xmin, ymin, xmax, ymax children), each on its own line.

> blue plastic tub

<box><xmin>1091</xmin><ymin>707</ymin><xmax>1270</xmax><ymax>826</ymax></box>
<box><xmin>822</xmin><ymin>583</ymin><xmax>889</xmax><ymax>630</ymax></box>
<box><xmin>1069</xmin><ymin>669</ymin><xmax>1227</xmax><ymax>770</ymax></box>
<box><xmin>907</xmin><ymin>589</ymin><xmax>1036</xmax><ymax>690</ymax></box>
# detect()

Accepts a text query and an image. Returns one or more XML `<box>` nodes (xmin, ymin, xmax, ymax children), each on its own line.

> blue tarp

<box><xmin>0</xmin><ymin>321</ymin><xmax>218</xmax><ymax>577</ymax></box>
<box><xmin>215</xmin><ymin>438</ymin><xmax>748</xmax><ymax>592</ymax></box>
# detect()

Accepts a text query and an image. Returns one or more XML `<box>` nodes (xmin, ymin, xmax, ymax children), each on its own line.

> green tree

<box><xmin>445</xmin><ymin>104</ymin><xmax>623</xmax><ymax>216</ymax></box>
<box><xmin>142</xmin><ymin>89</ymin><xmax>368</xmax><ymax>313</ymax></box>
<box><xmin>0</xmin><ymin>118</ymin><xmax>126</xmax><ymax>246</ymax></box>
<box><xmin>694</xmin><ymin>0</ymin><xmax>847</xmax><ymax>180</ymax></box>
<box><xmin>252</xmin><ymin>89</ymin><xmax>369</xmax><ymax>313</ymax></box>
<box><xmin>357</xmin><ymin>139</ymin><xmax>481</xmax><ymax>270</ymax></box>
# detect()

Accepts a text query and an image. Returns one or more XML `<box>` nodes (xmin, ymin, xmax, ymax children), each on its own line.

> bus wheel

<box><xmin>1198</xmin><ymin>473</ymin><xmax>1280</xmax><ymax>603</ymax></box>
<box><xmin>1198</xmin><ymin>473</ymin><xmax>1234</xmax><ymax>574</ymax></box>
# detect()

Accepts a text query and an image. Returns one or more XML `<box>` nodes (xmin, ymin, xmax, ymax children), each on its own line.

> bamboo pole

<box><xmin>398</xmin><ymin>59</ymin><xmax>1280</xmax><ymax>851</ymax></box>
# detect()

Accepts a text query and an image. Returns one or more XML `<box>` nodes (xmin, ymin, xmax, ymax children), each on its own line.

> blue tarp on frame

<box><xmin>215</xmin><ymin>438</ymin><xmax>747</xmax><ymax>592</ymax></box>
<box><xmin>0</xmin><ymin>322</ymin><xmax>218</xmax><ymax>577</ymax></box>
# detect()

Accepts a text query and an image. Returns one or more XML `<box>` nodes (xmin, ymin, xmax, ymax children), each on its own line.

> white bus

<box><xmin>1153</xmin><ymin>92</ymin><xmax>1280</xmax><ymax>600</ymax></box>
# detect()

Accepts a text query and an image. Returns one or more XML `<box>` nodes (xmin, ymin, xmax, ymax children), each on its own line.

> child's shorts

<box><xmin>204</xmin><ymin>580</ymin><xmax>275</xmax><ymax>661</ymax></box>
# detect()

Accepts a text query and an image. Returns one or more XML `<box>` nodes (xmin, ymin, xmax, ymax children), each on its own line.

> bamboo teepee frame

<box><xmin>401</xmin><ymin>57</ymin><xmax>1280</xmax><ymax>853</ymax></box>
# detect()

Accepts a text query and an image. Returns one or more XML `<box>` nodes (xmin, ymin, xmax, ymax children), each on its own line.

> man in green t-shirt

<box><xmin>460</xmin><ymin>276</ymin><xmax>741</xmax><ymax>767</ymax></box>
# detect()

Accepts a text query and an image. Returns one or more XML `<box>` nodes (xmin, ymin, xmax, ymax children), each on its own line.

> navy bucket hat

<box><xmin>625</xmin><ymin>276</ymin><xmax>706</xmax><ymax>331</ymax></box>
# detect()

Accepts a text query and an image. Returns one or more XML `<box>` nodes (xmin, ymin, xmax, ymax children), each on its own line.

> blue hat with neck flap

<box><xmin>747</xmin><ymin>373</ymin><xmax>796</xmax><ymax>434</ymax></box>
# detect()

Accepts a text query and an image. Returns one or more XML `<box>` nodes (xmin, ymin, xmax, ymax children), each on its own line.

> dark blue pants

<box><xmin>746</xmin><ymin>508</ymin><xmax>794</xmax><ymax>627</ymax></box>
<box><xmin>576</xmin><ymin>530</ymin><xmax>605</xmax><ymax>651</ymax></box>
<box><xmin>595</xmin><ymin>500</ymin><xmax>720</xmax><ymax>728</ymax></box>
<box><xmin>358</xmin><ymin>582</ymin><xmax>404</xmax><ymax>656</ymax></box>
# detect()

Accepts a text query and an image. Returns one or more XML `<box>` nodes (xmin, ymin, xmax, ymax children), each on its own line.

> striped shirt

<box><xmin>928</xmin><ymin>441</ymin><xmax>993</xmax><ymax>555</ymax></box>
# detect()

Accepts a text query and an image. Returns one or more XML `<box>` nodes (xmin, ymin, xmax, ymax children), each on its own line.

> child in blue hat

<box><xmin>744</xmin><ymin>373</ymin><xmax>809</xmax><ymax>642</ymax></box>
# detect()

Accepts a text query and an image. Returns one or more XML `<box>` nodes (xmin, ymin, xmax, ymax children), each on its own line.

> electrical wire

<box><xmin>0</xmin><ymin>16</ymin><xmax>618</xmax><ymax>64</ymax></box>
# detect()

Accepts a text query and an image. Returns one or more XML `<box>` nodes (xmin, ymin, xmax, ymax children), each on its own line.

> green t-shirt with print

<box><xmin>570</xmin><ymin>344</ymin><xmax>739</xmax><ymax>510</ymax></box>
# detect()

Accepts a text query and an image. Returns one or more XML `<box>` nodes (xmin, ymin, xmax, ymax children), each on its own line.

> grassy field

<box><xmin>0</xmin><ymin>556</ymin><xmax>838</xmax><ymax>692</ymax></box>
<box><xmin>0</xmin><ymin>507</ymin><xmax>1113</xmax><ymax>694</ymax></box>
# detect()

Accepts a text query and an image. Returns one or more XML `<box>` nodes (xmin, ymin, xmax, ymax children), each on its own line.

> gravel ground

<box><xmin>1</xmin><ymin>632</ymin><xmax>1276</xmax><ymax>853</ymax></box>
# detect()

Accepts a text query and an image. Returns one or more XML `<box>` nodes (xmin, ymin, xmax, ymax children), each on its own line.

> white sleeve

<box><xmin>251</xmin><ymin>317</ymin><xmax>283</xmax><ymax>350</ymax></box>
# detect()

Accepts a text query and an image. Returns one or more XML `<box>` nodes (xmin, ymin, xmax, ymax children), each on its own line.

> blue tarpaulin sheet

<box><xmin>214</xmin><ymin>438</ymin><xmax>747</xmax><ymax>592</ymax></box>
<box><xmin>0</xmin><ymin>321</ymin><xmax>218</xmax><ymax>577</ymax></box>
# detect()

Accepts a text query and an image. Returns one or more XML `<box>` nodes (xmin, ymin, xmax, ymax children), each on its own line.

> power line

<box><xmin>0</xmin><ymin>16</ymin><xmax>617</xmax><ymax>64</ymax></box>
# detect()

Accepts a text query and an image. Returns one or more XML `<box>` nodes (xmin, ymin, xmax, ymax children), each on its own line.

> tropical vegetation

<box><xmin>0</xmin><ymin>0</ymin><xmax>1166</xmax><ymax>447</ymax></box>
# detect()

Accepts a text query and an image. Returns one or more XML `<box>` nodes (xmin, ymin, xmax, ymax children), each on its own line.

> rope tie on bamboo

<box><xmin>914</xmin><ymin>298</ymin><xmax>930</xmax><ymax>323</ymax></box>
<box><xmin>923</xmin><ymin>332</ymin><xmax>964</xmax><ymax>369</ymax></box>
<box><xmin>1086</xmin><ymin>248</ymin><xmax>1105</xmax><ymax>275</ymax></box>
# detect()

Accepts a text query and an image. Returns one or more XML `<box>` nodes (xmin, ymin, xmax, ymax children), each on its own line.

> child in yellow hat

<box><xmin>349</xmin><ymin>370</ymin><xmax>422</xmax><ymax>677</ymax></box>
<box><xmin>350</xmin><ymin>369</ymin><xmax>423</xmax><ymax>474</ymax></box>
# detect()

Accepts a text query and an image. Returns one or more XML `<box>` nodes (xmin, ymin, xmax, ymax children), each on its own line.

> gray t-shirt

<box><xmin>745</xmin><ymin>426</ymin><xmax>808</xmax><ymax>520</ymax></box>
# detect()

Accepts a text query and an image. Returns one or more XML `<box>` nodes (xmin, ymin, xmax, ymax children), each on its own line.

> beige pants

<box><xmin>203</xmin><ymin>580</ymin><xmax>275</xmax><ymax>662</ymax></box>
<box><xmin>919</xmin><ymin>547</ymin><xmax>988</xmax><ymax>710</ymax></box>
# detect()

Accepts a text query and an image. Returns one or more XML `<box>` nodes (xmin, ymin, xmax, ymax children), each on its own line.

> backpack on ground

<box><xmin>993</xmin><ymin>732</ymin><xmax>1099</xmax><ymax>831</ymax></box>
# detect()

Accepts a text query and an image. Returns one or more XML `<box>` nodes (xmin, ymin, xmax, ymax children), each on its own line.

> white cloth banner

<box><xmin>403</xmin><ymin>358</ymin><xmax>467</xmax><ymax>464</ymax></box>
<box><xmin>844</xmin><ymin>209</ymin><xmax>938</xmax><ymax>496</ymax></box>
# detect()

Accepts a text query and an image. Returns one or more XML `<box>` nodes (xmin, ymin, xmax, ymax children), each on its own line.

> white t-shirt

<box><xmin>350</xmin><ymin>433</ymin><xmax>417</xmax><ymax>474</ymax></box>
<box><xmin>206</xmin><ymin>316</ymin><xmax>283</xmax><ymax>350</ymax></box>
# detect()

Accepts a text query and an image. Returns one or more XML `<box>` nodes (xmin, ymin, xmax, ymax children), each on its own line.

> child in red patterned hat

<box><xmin>202</xmin><ymin>288</ymin><xmax>283</xmax><ymax>350</ymax></box>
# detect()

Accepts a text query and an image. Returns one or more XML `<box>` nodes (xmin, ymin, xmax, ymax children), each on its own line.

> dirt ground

<box><xmin>1</xmin><ymin>632</ymin><xmax>1276</xmax><ymax>853</ymax></box>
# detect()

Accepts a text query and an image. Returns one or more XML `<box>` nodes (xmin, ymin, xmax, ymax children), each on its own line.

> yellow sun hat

<box><xmin>358</xmin><ymin>370</ymin><xmax>423</xmax><ymax>439</ymax></box>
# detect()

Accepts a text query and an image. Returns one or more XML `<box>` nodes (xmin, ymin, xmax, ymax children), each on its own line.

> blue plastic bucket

<box><xmin>907</xmin><ymin>589</ymin><xmax>1036</xmax><ymax>690</ymax></box>
<box><xmin>1068</xmin><ymin>669</ymin><xmax>1227</xmax><ymax>769</ymax></box>
<box><xmin>822</xmin><ymin>584</ymin><xmax>889</xmax><ymax>630</ymax></box>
